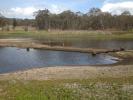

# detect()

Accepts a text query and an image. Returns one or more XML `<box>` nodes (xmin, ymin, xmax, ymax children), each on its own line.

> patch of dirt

<box><xmin>0</xmin><ymin>65</ymin><xmax>133</xmax><ymax>80</ymax></box>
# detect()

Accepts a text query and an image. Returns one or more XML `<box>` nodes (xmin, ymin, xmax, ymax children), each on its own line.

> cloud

<box><xmin>50</xmin><ymin>4</ymin><xmax>67</xmax><ymax>14</ymax></box>
<box><xmin>11</xmin><ymin>7</ymin><xmax>36</xmax><ymax>16</ymax></box>
<box><xmin>2</xmin><ymin>0</ymin><xmax>133</xmax><ymax>18</ymax></box>
<box><xmin>3</xmin><ymin>7</ymin><xmax>37</xmax><ymax>19</ymax></box>
<box><xmin>101</xmin><ymin>1</ymin><xmax>133</xmax><ymax>15</ymax></box>
<box><xmin>103</xmin><ymin>0</ymin><xmax>132</xmax><ymax>3</ymax></box>
<box><xmin>2</xmin><ymin>5</ymin><xmax>67</xmax><ymax>19</ymax></box>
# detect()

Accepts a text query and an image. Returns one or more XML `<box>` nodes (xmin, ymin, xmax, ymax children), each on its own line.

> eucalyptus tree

<box><xmin>12</xmin><ymin>18</ymin><xmax>17</xmax><ymax>30</ymax></box>
<box><xmin>59</xmin><ymin>10</ymin><xmax>76</xmax><ymax>30</ymax></box>
<box><xmin>34</xmin><ymin>8</ymin><xmax>133</xmax><ymax>31</ymax></box>
<box><xmin>87</xmin><ymin>8</ymin><xmax>103</xmax><ymax>30</ymax></box>
<box><xmin>120</xmin><ymin>11</ymin><xmax>132</xmax><ymax>30</ymax></box>
<box><xmin>34</xmin><ymin>9</ymin><xmax>50</xmax><ymax>30</ymax></box>
<box><xmin>0</xmin><ymin>14</ymin><xmax>9</xmax><ymax>31</ymax></box>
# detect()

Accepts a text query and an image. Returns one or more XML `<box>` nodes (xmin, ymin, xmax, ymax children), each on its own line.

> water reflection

<box><xmin>42</xmin><ymin>40</ymin><xmax>133</xmax><ymax>49</ymax></box>
<box><xmin>0</xmin><ymin>47</ymin><xmax>118</xmax><ymax>73</ymax></box>
<box><xmin>71</xmin><ymin>40</ymin><xmax>133</xmax><ymax>49</ymax></box>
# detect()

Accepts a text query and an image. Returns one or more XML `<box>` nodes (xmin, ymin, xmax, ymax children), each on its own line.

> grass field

<box><xmin>0</xmin><ymin>30</ymin><xmax>133</xmax><ymax>42</ymax></box>
<box><xmin>0</xmin><ymin>77</ymin><xmax>133</xmax><ymax>100</ymax></box>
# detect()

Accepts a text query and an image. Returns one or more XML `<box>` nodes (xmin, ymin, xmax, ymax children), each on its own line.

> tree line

<box><xmin>0</xmin><ymin>14</ymin><xmax>35</xmax><ymax>31</ymax></box>
<box><xmin>0</xmin><ymin>8</ymin><xmax>133</xmax><ymax>31</ymax></box>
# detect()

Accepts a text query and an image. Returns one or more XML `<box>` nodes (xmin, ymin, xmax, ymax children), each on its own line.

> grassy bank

<box><xmin>0</xmin><ymin>77</ymin><xmax>133</xmax><ymax>100</ymax></box>
<box><xmin>0</xmin><ymin>30</ymin><xmax>133</xmax><ymax>42</ymax></box>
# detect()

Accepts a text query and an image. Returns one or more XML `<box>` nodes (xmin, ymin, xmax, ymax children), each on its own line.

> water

<box><xmin>42</xmin><ymin>40</ymin><xmax>133</xmax><ymax>49</ymax></box>
<box><xmin>0</xmin><ymin>47</ymin><xmax>118</xmax><ymax>73</ymax></box>
<box><xmin>72</xmin><ymin>40</ymin><xmax>133</xmax><ymax>49</ymax></box>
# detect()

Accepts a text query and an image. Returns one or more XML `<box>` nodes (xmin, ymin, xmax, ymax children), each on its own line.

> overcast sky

<box><xmin>0</xmin><ymin>0</ymin><xmax>133</xmax><ymax>19</ymax></box>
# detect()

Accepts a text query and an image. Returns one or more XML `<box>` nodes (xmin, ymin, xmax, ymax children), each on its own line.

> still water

<box><xmin>0</xmin><ymin>47</ymin><xmax>118</xmax><ymax>73</ymax></box>
<box><xmin>40</xmin><ymin>39</ymin><xmax>133</xmax><ymax>49</ymax></box>
<box><xmin>72</xmin><ymin>40</ymin><xmax>133</xmax><ymax>49</ymax></box>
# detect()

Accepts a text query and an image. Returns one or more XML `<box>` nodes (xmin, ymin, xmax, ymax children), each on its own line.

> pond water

<box><xmin>40</xmin><ymin>39</ymin><xmax>133</xmax><ymax>49</ymax></box>
<box><xmin>0</xmin><ymin>47</ymin><xmax>118</xmax><ymax>73</ymax></box>
<box><xmin>72</xmin><ymin>40</ymin><xmax>133</xmax><ymax>49</ymax></box>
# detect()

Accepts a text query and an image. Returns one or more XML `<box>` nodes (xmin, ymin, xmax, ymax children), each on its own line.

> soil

<box><xmin>0</xmin><ymin>65</ymin><xmax>133</xmax><ymax>80</ymax></box>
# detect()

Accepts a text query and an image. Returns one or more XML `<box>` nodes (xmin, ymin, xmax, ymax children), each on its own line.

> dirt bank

<box><xmin>0</xmin><ymin>65</ymin><xmax>132</xmax><ymax>80</ymax></box>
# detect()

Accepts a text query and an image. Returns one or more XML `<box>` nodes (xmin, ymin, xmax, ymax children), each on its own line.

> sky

<box><xmin>0</xmin><ymin>0</ymin><xmax>133</xmax><ymax>19</ymax></box>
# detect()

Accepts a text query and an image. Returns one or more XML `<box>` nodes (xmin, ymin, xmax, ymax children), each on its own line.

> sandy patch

<box><xmin>0</xmin><ymin>65</ymin><xmax>133</xmax><ymax>80</ymax></box>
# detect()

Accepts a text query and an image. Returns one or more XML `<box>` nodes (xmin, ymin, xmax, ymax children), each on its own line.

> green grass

<box><xmin>0</xmin><ymin>30</ymin><xmax>133</xmax><ymax>42</ymax></box>
<box><xmin>0</xmin><ymin>77</ymin><xmax>133</xmax><ymax>100</ymax></box>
